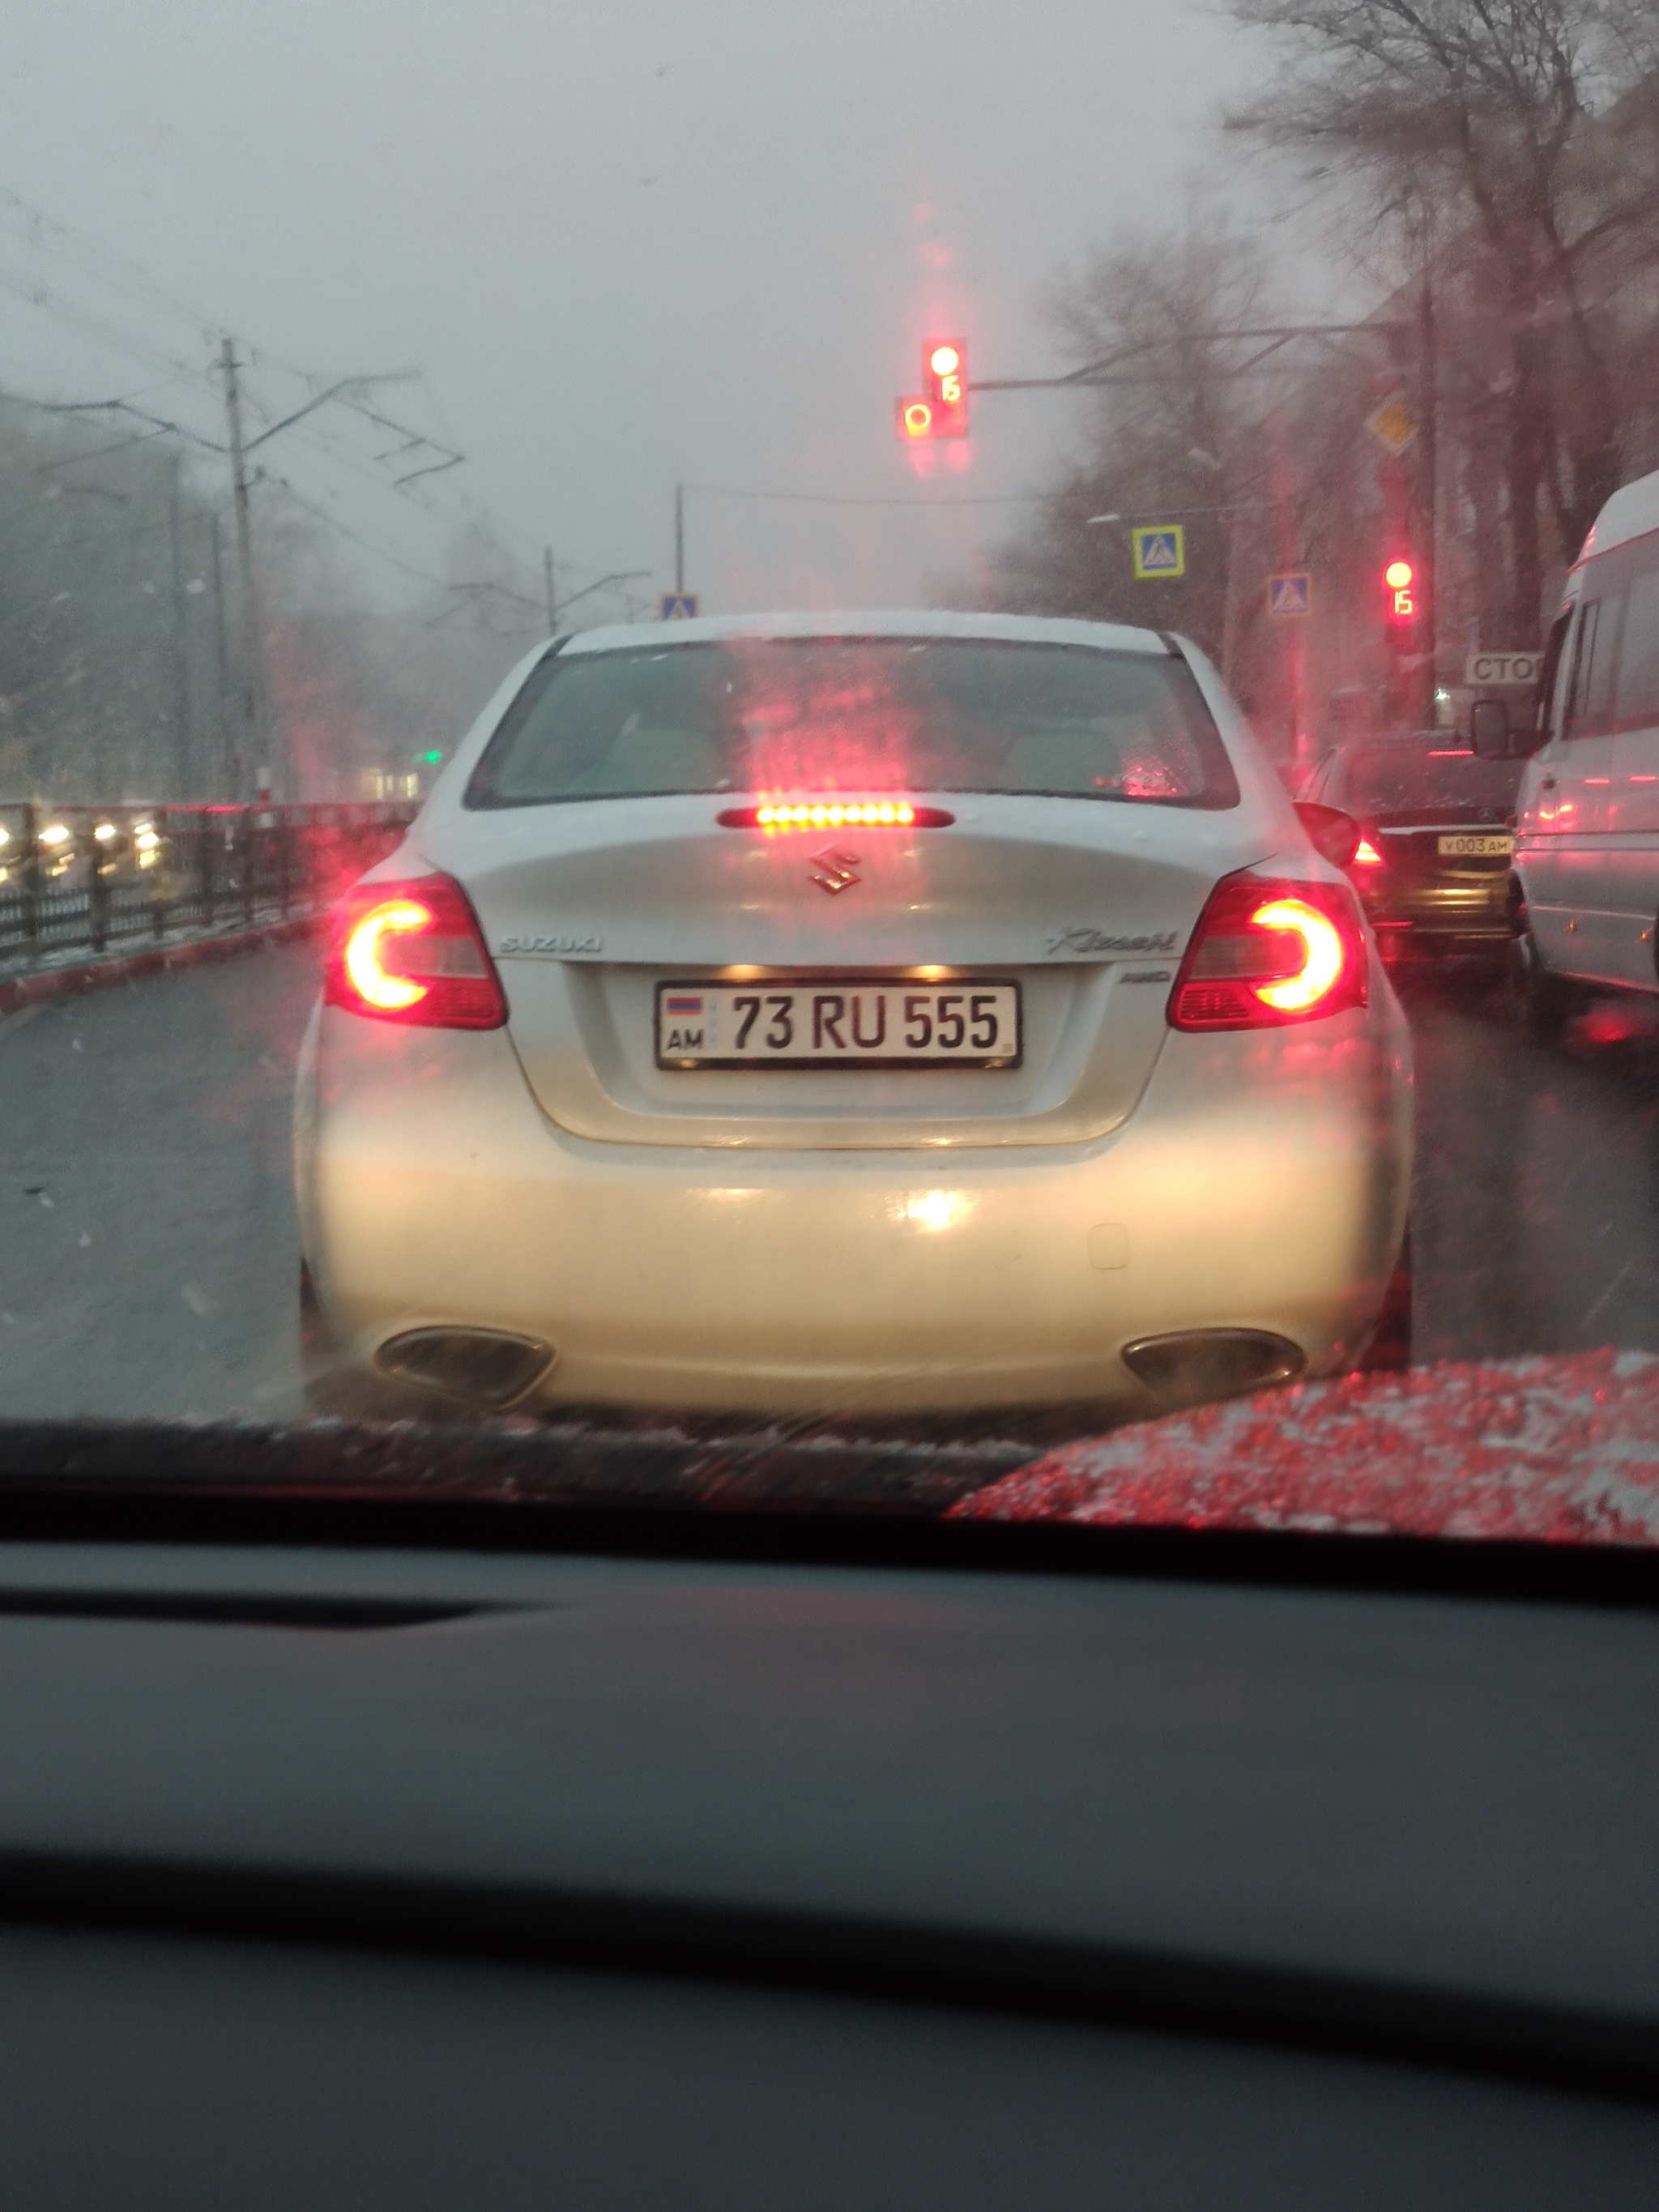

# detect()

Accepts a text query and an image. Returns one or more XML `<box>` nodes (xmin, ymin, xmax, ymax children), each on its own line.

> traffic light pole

<box><xmin>675</xmin><ymin>483</ymin><xmax>686</xmax><ymax>596</ymax></box>
<box><xmin>1418</xmin><ymin>276</ymin><xmax>1439</xmax><ymax>729</ymax></box>
<box><xmin>966</xmin><ymin>322</ymin><xmax>1410</xmax><ymax>396</ymax></box>
<box><xmin>965</xmin><ymin>315</ymin><xmax>1442</xmax><ymax>724</ymax></box>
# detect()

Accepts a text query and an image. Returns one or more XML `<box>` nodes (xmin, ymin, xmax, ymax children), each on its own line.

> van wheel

<box><xmin>1511</xmin><ymin>916</ymin><xmax>1577</xmax><ymax>1040</ymax></box>
<box><xmin>1358</xmin><ymin>1230</ymin><xmax>1412</xmax><ymax>1373</ymax></box>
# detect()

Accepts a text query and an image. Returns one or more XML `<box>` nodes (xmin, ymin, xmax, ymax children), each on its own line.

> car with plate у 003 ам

<box><xmin>295</xmin><ymin>610</ymin><xmax>1413</xmax><ymax>1421</ymax></box>
<box><xmin>1299</xmin><ymin>732</ymin><xmax>1529</xmax><ymax>965</ymax></box>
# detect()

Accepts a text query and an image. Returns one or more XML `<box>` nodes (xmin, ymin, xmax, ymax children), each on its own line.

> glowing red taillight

<box><xmin>1168</xmin><ymin>870</ymin><xmax>1368</xmax><ymax>1031</ymax></box>
<box><xmin>1353</xmin><ymin>837</ymin><xmax>1385</xmax><ymax>868</ymax></box>
<box><xmin>324</xmin><ymin>873</ymin><xmax>506</xmax><ymax>1030</ymax></box>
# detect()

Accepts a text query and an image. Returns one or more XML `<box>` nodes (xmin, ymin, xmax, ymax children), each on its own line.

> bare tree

<box><xmin>1226</xmin><ymin>0</ymin><xmax>1659</xmax><ymax>640</ymax></box>
<box><xmin>987</xmin><ymin>219</ymin><xmax>1277</xmax><ymax>659</ymax></box>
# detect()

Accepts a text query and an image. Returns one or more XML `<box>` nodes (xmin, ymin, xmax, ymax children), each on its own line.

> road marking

<box><xmin>0</xmin><ymin>1005</ymin><xmax>45</xmax><ymax>1042</ymax></box>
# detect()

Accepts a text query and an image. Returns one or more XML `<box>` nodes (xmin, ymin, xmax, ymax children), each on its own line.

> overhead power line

<box><xmin>681</xmin><ymin>480</ymin><xmax>1048</xmax><ymax>508</ymax></box>
<box><xmin>0</xmin><ymin>183</ymin><xmax>224</xmax><ymax>338</ymax></box>
<box><xmin>35</xmin><ymin>394</ymin><xmax>226</xmax><ymax>455</ymax></box>
<box><xmin>269</xmin><ymin>475</ymin><xmax>463</xmax><ymax>592</ymax></box>
<box><xmin>0</xmin><ymin>194</ymin><xmax>470</xmax><ymax>528</ymax></box>
<box><xmin>0</xmin><ymin>184</ymin><xmax>657</xmax><ymax>702</ymax></box>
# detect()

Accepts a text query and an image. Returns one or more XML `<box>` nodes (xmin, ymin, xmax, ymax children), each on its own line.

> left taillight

<box><xmin>323</xmin><ymin>872</ymin><xmax>507</xmax><ymax>1030</ymax></box>
<box><xmin>1167</xmin><ymin>869</ymin><xmax>1368</xmax><ymax>1032</ymax></box>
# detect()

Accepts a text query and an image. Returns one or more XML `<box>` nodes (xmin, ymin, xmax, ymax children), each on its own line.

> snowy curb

<box><xmin>0</xmin><ymin>912</ymin><xmax>325</xmax><ymax>1018</ymax></box>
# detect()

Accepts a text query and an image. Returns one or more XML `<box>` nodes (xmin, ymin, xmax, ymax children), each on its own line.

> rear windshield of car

<box><xmin>464</xmin><ymin>637</ymin><xmax>1240</xmax><ymax>811</ymax></box>
<box><xmin>1338</xmin><ymin>745</ymin><xmax>1524</xmax><ymax>818</ymax></box>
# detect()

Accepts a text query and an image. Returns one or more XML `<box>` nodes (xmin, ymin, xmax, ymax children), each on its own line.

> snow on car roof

<box><xmin>560</xmin><ymin>609</ymin><xmax>1176</xmax><ymax>657</ymax></box>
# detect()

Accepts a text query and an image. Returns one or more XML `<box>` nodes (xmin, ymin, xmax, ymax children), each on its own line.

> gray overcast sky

<box><xmin>4</xmin><ymin>0</ymin><xmax>1280</xmax><ymax>618</ymax></box>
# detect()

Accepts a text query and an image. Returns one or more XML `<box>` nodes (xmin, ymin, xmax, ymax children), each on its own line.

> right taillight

<box><xmin>1168</xmin><ymin>870</ymin><xmax>1368</xmax><ymax>1031</ymax></box>
<box><xmin>324</xmin><ymin>871</ymin><xmax>507</xmax><ymax>1030</ymax></box>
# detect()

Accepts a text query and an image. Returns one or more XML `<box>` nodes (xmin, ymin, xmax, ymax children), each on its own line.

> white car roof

<box><xmin>1578</xmin><ymin>467</ymin><xmax>1659</xmax><ymax>567</ymax></box>
<box><xmin>559</xmin><ymin>609</ymin><xmax>1175</xmax><ymax>656</ymax></box>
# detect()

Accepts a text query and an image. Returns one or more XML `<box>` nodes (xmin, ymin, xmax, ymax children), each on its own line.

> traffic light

<box><xmin>922</xmin><ymin>338</ymin><xmax>968</xmax><ymax>436</ymax></box>
<box><xmin>1383</xmin><ymin>556</ymin><xmax>1416</xmax><ymax>624</ymax></box>
<box><xmin>895</xmin><ymin>339</ymin><xmax>970</xmax><ymax>442</ymax></box>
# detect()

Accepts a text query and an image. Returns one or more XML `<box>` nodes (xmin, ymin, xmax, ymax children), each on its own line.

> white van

<box><xmin>1511</xmin><ymin>465</ymin><xmax>1659</xmax><ymax>1031</ymax></box>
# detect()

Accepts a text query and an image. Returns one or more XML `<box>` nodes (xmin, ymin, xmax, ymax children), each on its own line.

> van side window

<box><xmin>1566</xmin><ymin>598</ymin><xmax>1618</xmax><ymax>736</ymax></box>
<box><xmin>1539</xmin><ymin>607</ymin><xmax>1573</xmax><ymax>742</ymax></box>
<box><xmin>1613</xmin><ymin>540</ymin><xmax>1659</xmax><ymax>730</ymax></box>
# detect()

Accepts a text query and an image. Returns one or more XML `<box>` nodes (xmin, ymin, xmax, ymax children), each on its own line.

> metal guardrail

<box><xmin>0</xmin><ymin>801</ymin><xmax>420</xmax><ymax>969</ymax></box>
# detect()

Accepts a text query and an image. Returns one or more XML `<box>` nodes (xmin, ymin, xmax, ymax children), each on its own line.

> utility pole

<box><xmin>675</xmin><ymin>482</ymin><xmax>685</xmax><ymax>595</ymax></box>
<box><xmin>544</xmin><ymin>546</ymin><xmax>557</xmax><ymax>633</ymax></box>
<box><xmin>210</xmin><ymin>510</ymin><xmax>232</xmax><ymax>800</ymax></box>
<box><xmin>220</xmin><ymin>336</ymin><xmax>274</xmax><ymax>801</ymax></box>
<box><xmin>167</xmin><ymin>461</ymin><xmax>194</xmax><ymax>797</ymax></box>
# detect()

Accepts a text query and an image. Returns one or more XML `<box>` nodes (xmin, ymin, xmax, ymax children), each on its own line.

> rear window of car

<box><xmin>1338</xmin><ymin>745</ymin><xmax>1524</xmax><ymax>817</ymax></box>
<box><xmin>464</xmin><ymin>637</ymin><xmax>1240</xmax><ymax>810</ymax></box>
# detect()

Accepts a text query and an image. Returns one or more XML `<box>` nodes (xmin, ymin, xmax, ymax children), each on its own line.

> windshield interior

<box><xmin>3</xmin><ymin>0</ymin><xmax>1659</xmax><ymax>1551</ymax></box>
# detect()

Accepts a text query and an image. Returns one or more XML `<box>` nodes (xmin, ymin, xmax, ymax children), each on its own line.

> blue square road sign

<box><xmin>1131</xmin><ymin>526</ymin><xmax>1184</xmax><ymax>580</ymax></box>
<box><xmin>659</xmin><ymin>592</ymin><xmax>700</xmax><ymax>620</ymax></box>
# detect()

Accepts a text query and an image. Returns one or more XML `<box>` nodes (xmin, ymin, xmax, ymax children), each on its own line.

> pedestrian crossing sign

<box><xmin>659</xmin><ymin>592</ymin><xmax>700</xmax><ymax>620</ymax></box>
<box><xmin>1267</xmin><ymin>571</ymin><xmax>1311</xmax><ymax>618</ymax></box>
<box><xmin>1131</xmin><ymin>526</ymin><xmax>1184</xmax><ymax>580</ymax></box>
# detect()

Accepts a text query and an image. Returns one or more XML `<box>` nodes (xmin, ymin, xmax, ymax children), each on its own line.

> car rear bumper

<box><xmin>1374</xmin><ymin>923</ymin><xmax>1512</xmax><ymax>959</ymax></box>
<box><xmin>1363</xmin><ymin>881</ymin><xmax>1509</xmax><ymax>955</ymax></box>
<box><xmin>296</xmin><ymin>989</ymin><xmax>1413</xmax><ymax>1418</ymax></box>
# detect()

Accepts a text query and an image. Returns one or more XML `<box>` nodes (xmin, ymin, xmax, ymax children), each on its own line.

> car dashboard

<box><xmin>0</xmin><ymin>1454</ymin><xmax>1653</xmax><ymax>2210</ymax></box>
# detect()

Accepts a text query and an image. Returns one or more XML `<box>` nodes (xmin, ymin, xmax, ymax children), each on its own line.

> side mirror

<box><xmin>1293</xmin><ymin>801</ymin><xmax>1361</xmax><ymax>869</ymax></box>
<box><xmin>1469</xmin><ymin>698</ymin><xmax>1510</xmax><ymax>758</ymax></box>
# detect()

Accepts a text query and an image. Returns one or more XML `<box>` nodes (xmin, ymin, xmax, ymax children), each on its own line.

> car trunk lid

<box><xmin>430</xmin><ymin>793</ymin><xmax>1273</xmax><ymax>1150</ymax></box>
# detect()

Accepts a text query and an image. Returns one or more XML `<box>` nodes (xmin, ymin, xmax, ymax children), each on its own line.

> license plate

<box><xmin>1438</xmin><ymin>832</ymin><xmax>1513</xmax><ymax>857</ymax></box>
<box><xmin>655</xmin><ymin>979</ymin><xmax>1023</xmax><ymax>1069</ymax></box>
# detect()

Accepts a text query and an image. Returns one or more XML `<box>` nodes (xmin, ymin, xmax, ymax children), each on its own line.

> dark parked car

<box><xmin>1301</xmin><ymin>732</ymin><xmax>1527</xmax><ymax>963</ymax></box>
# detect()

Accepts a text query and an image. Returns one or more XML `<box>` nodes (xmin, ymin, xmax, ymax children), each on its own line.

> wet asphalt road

<box><xmin>0</xmin><ymin>942</ymin><xmax>1657</xmax><ymax>1424</ymax></box>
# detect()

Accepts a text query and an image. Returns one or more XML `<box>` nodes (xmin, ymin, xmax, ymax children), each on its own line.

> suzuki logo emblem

<box><xmin>808</xmin><ymin>847</ymin><xmax>861</xmax><ymax>895</ymax></box>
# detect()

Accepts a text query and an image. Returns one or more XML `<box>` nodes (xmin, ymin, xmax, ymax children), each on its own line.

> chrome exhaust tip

<box><xmin>1121</xmin><ymin>1328</ymin><xmax>1305</xmax><ymax>1409</ymax></box>
<box><xmin>374</xmin><ymin>1327</ymin><xmax>554</xmax><ymax>1409</ymax></box>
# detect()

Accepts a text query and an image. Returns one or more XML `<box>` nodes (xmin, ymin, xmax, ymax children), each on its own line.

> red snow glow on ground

<box><xmin>949</xmin><ymin>1351</ymin><xmax>1659</xmax><ymax>1545</ymax></box>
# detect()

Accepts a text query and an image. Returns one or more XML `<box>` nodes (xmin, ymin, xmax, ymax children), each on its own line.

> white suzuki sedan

<box><xmin>296</xmin><ymin>612</ymin><xmax>1413</xmax><ymax>1421</ymax></box>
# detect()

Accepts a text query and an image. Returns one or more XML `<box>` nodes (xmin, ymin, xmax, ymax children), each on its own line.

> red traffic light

<box><xmin>1383</xmin><ymin>556</ymin><xmax>1416</xmax><ymax>622</ymax></box>
<box><xmin>895</xmin><ymin>338</ymin><xmax>970</xmax><ymax>442</ymax></box>
<box><xmin>924</xmin><ymin>339</ymin><xmax>965</xmax><ymax>405</ymax></box>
